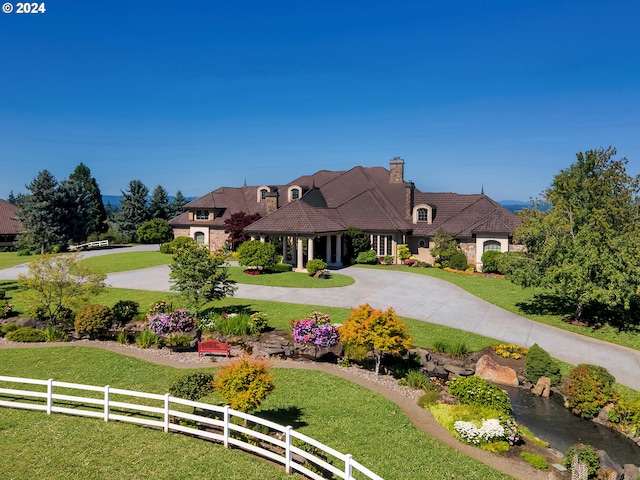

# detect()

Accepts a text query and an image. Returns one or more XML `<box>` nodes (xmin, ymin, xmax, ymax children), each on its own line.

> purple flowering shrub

<box><xmin>291</xmin><ymin>311</ymin><xmax>339</xmax><ymax>347</ymax></box>
<box><xmin>148</xmin><ymin>309</ymin><xmax>194</xmax><ymax>335</ymax></box>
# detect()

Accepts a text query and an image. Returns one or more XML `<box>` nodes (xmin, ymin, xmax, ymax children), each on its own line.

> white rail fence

<box><xmin>68</xmin><ymin>240</ymin><xmax>109</xmax><ymax>250</ymax></box>
<box><xmin>0</xmin><ymin>375</ymin><xmax>382</xmax><ymax>480</ymax></box>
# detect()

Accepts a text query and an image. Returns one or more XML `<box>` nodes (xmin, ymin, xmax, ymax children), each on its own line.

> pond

<box><xmin>503</xmin><ymin>386</ymin><xmax>640</xmax><ymax>466</ymax></box>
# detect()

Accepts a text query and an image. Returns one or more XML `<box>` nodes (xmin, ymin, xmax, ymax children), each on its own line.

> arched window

<box><xmin>418</xmin><ymin>239</ymin><xmax>427</xmax><ymax>248</ymax></box>
<box><xmin>483</xmin><ymin>240</ymin><xmax>501</xmax><ymax>252</ymax></box>
<box><xmin>291</xmin><ymin>188</ymin><xmax>300</xmax><ymax>200</ymax></box>
<box><xmin>257</xmin><ymin>186</ymin><xmax>270</xmax><ymax>202</ymax></box>
<box><xmin>194</xmin><ymin>232</ymin><xmax>205</xmax><ymax>245</ymax></box>
<box><xmin>260</xmin><ymin>189</ymin><xmax>267</xmax><ymax>200</ymax></box>
<box><xmin>417</xmin><ymin>208</ymin><xmax>428</xmax><ymax>222</ymax></box>
<box><xmin>412</xmin><ymin>204</ymin><xmax>432</xmax><ymax>224</ymax></box>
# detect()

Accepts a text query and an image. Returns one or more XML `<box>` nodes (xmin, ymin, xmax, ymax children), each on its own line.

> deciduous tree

<box><xmin>339</xmin><ymin>303</ymin><xmax>412</xmax><ymax>375</ymax></box>
<box><xmin>430</xmin><ymin>230</ymin><xmax>459</xmax><ymax>267</ymax></box>
<box><xmin>214</xmin><ymin>356</ymin><xmax>275</xmax><ymax>414</ymax></box>
<box><xmin>169</xmin><ymin>244</ymin><xmax>236</xmax><ymax>319</ymax></box>
<box><xmin>224</xmin><ymin>211</ymin><xmax>261</xmax><ymax>250</ymax></box>
<box><xmin>18</xmin><ymin>253</ymin><xmax>106</xmax><ymax>322</ymax></box>
<box><xmin>137</xmin><ymin>218</ymin><xmax>173</xmax><ymax>243</ymax></box>
<box><xmin>510</xmin><ymin>147</ymin><xmax>640</xmax><ymax>324</ymax></box>
<box><xmin>236</xmin><ymin>240</ymin><xmax>278</xmax><ymax>271</ymax></box>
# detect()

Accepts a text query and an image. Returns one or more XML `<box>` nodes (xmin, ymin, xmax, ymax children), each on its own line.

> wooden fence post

<box><xmin>46</xmin><ymin>379</ymin><xmax>53</xmax><ymax>415</ymax></box>
<box><xmin>104</xmin><ymin>385</ymin><xmax>110</xmax><ymax>422</ymax></box>
<box><xmin>285</xmin><ymin>426</ymin><xmax>292</xmax><ymax>474</ymax></box>
<box><xmin>164</xmin><ymin>394</ymin><xmax>170</xmax><ymax>433</ymax></box>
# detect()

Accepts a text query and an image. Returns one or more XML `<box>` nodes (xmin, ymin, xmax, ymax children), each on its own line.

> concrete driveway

<box><xmin>2</xmin><ymin>245</ymin><xmax>639</xmax><ymax>390</ymax></box>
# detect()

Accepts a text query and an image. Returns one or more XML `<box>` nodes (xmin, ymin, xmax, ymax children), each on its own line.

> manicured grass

<box><xmin>78</xmin><ymin>251</ymin><xmax>170</xmax><ymax>273</ymax></box>
<box><xmin>357</xmin><ymin>265</ymin><xmax>640</xmax><ymax>351</ymax></box>
<box><xmin>0</xmin><ymin>347</ymin><xmax>512</xmax><ymax>480</ymax></box>
<box><xmin>0</xmin><ymin>251</ymin><xmax>29</xmax><ymax>270</ymax></box>
<box><xmin>227</xmin><ymin>267</ymin><xmax>355</xmax><ymax>288</ymax></box>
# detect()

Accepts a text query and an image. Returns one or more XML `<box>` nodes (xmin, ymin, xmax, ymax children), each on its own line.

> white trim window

<box><xmin>195</xmin><ymin>210</ymin><xmax>209</xmax><ymax>220</ymax></box>
<box><xmin>483</xmin><ymin>240</ymin><xmax>501</xmax><ymax>252</ymax></box>
<box><xmin>371</xmin><ymin>234</ymin><xmax>393</xmax><ymax>256</ymax></box>
<box><xmin>194</xmin><ymin>231</ymin><xmax>205</xmax><ymax>245</ymax></box>
<box><xmin>412</xmin><ymin>204</ymin><xmax>433</xmax><ymax>224</ymax></box>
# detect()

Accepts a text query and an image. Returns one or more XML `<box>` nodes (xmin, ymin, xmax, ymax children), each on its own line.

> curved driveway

<box><xmin>2</xmin><ymin>246</ymin><xmax>639</xmax><ymax>390</ymax></box>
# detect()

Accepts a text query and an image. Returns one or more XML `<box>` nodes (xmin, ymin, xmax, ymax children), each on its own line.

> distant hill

<box><xmin>499</xmin><ymin>200</ymin><xmax>529</xmax><ymax>213</ymax></box>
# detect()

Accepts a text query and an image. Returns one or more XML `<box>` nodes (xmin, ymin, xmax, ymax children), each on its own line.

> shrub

<box><xmin>405</xmin><ymin>369</ymin><xmax>429</xmax><ymax>390</ymax></box>
<box><xmin>383</xmin><ymin>255</ymin><xmax>394</xmax><ymax>265</ymax></box>
<box><xmin>271</xmin><ymin>263</ymin><xmax>293</xmax><ymax>273</ymax></box>
<box><xmin>44</xmin><ymin>325</ymin><xmax>67</xmax><ymax>342</ymax></box>
<box><xmin>524</xmin><ymin>343</ymin><xmax>561</xmax><ymax>386</ymax></box>
<box><xmin>481</xmin><ymin>251</ymin><xmax>503</xmax><ymax>274</ymax></box>
<box><xmin>159</xmin><ymin>236</ymin><xmax>196</xmax><ymax>254</ymax></box>
<box><xmin>147</xmin><ymin>309</ymin><xmax>195</xmax><ymax>335</ymax></box>
<box><xmin>563</xmin><ymin>443</ymin><xmax>600</xmax><ymax>478</ymax></box>
<box><xmin>342</xmin><ymin>342</ymin><xmax>368</xmax><ymax>362</ymax></box>
<box><xmin>520</xmin><ymin>452</ymin><xmax>548</xmax><ymax>470</ymax></box>
<box><xmin>356</xmin><ymin>250</ymin><xmax>378</xmax><ymax>264</ymax></box>
<box><xmin>564</xmin><ymin>364</ymin><xmax>616</xmax><ymax>418</ymax></box>
<box><xmin>135</xmin><ymin>329</ymin><xmax>160</xmax><ymax>348</ymax></box>
<box><xmin>608</xmin><ymin>393</ymin><xmax>640</xmax><ymax>434</ymax></box>
<box><xmin>112</xmin><ymin>300</ymin><xmax>139</xmax><ymax>324</ymax></box>
<box><xmin>397</xmin><ymin>244</ymin><xmax>411</xmax><ymax>262</ymax></box>
<box><xmin>448</xmin><ymin>376</ymin><xmax>512</xmax><ymax>415</ymax></box>
<box><xmin>236</xmin><ymin>240</ymin><xmax>278</xmax><ymax>271</ymax></box>
<box><xmin>492</xmin><ymin>343</ymin><xmax>528</xmax><ymax>360</ymax></box>
<box><xmin>453</xmin><ymin>418</ymin><xmax>505</xmax><ymax>445</ymax></box>
<box><xmin>448</xmin><ymin>251</ymin><xmax>468</xmax><ymax>271</ymax></box>
<box><xmin>0</xmin><ymin>300</ymin><xmax>14</xmax><ymax>319</ymax></box>
<box><xmin>136</xmin><ymin>218</ymin><xmax>173</xmax><ymax>244</ymax></box>
<box><xmin>6</xmin><ymin>327</ymin><xmax>46</xmax><ymax>342</ymax></box>
<box><xmin>1</xmin><ymin>323</ymin><xmax>19</xmax><ymax>337</ymax></box>
<box><xmin>74</xmin><ymin>304</ymin><xmax>114</xmax><ymax>338</ymax></box>
<box><xmin>148</xmin><ymin>300</ymin><xmax>172</xmax><ymax>315</ymax></box>
<box><xmin>215</xmin><ymin>356</ymin><xmax>275</xmax><ymax>413</ymax></box>
<box><xmin>0</xmin><ymin>289</ymin><xmax>5</xmax><ymax>299</ymax></box>
<box><xmin>291</xmin><ymin>311</ymin><xmax>339</xmax><ymax>347</ymax></box>
<box><xmin>305</xmin><ymin>258</ymin><xmax>327</xmax><ymax>276</ymax></box>
<box><xmin>116</xmin><ymin>331</ymin><xmax>129</xmax><ymax>345</ymax></box>
<box><xmin>169</xmin><ymin>372</ymin><xmax>215</xmax><ymax>401</ymax></box>
<box><xmin>247</xmin><ymin>312</ymin><xmax>269</xmax><ymax>335</ymax></box>
<box><xmin>164</xmin><ymin>333</ymin><xmax>194</xmax><ymax>349</ymax></box>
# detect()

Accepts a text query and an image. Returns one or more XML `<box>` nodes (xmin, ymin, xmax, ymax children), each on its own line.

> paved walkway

<box><xmin>2</xmin><ymin>245</ymin><xmax>639</xmax><ymax>390</ymax></box>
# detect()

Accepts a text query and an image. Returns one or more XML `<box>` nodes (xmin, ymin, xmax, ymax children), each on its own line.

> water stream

<box><xmin>503</xmin><ymin>386</ymin><xmax>640</xmax><ymax>466</ymax></box>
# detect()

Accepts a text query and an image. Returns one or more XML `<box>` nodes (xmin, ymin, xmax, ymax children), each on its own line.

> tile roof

<box><xmin>0</xmin><ymin>200</ymin><xmax>20</xmax><ymax>234</ymax></box>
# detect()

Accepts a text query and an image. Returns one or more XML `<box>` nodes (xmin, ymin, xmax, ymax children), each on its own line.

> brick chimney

<box><xmin>389</xmin><ymin>157</ymin><xmax>405</xmax><ymax>183</ymax></box>
<box><xmin>264</xmin><ymin>191</ymin><xmax>279</xmax><ymax>215</ymax></box>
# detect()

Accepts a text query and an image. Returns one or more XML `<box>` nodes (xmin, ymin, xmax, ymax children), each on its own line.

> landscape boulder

<box><xmin>474</xmin><ymin>354</ymin><xmax>519</xmax><ymax>387</ymax></box>
<box><xmin>531</xmin><ymin>376</ymin><xmax>551</xmax><ymax>397</ymax></box>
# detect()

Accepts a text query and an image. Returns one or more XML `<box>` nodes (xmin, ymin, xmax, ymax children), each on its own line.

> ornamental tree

<box><xmin>224</xmin><ymin>211</ymin><xmax>262</xmax><ymax>250</ymax></box>
<box><xmin>236</xmin><ymin>240</ymin><xmax>278</xmax><ymax>272</ymax></box>
<box><xmin>18</xmin><ymin>253</ymin><xmax>106</xmax><ymax>322</ymax></box>
<box><xmin>169</xmin><ymin>244</ymin><xmax>236</xmax><ymax>319</ymax></box>
<box><xmin>509</xmin><ymin>147</ymin><xmax>640</xmax><ymax>325</ymax></box>
<box><xmin>339</xmin><ymin>303</ymin><xmax>412</xmax><ymax>375</ymax></box>
<box><xmin>214</xmin><ymin>356</ymin><xmax>275</xmax><ymax>414</ymax></box>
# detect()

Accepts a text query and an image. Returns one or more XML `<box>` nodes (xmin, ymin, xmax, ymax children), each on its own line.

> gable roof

<box><xmin>0</xmin><ymin>199</ymin><xmax>20</xmax><ymax>235</ymax></box>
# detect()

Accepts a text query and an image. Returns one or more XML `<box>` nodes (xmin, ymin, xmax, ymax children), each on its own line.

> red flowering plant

<box><xmin>291</xmin><ymin>311</ymin><xmax>339</xmax><ymax>347</ymax></box>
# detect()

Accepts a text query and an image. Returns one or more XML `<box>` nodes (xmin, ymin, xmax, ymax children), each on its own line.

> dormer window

<box><xmin>413</xmin><ymin>204</ymin><xmax>432</xmax><ymax>224</ymax></box>
<box><xmin>288</xmin><ymin>185</ymin><xmax>302</xmax><ymax>202</ymax></box>
<box><xmin>257</xmin><ymin>186</ymin><xmax>270</xmax><ymax>202</ymax></box>
<box><xmin>195</xmin><ymin>210</ymin><xmax>209</xmax><ymax>220</ymax></box>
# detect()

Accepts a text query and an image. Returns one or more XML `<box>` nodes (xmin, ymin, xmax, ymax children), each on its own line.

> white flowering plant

<box><xmin>453</xmin><ymin>417</ymin><xmax>522</xmax><ymax>447</ymax></box>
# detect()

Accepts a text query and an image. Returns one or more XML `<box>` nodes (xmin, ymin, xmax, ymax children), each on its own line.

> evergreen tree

<box><xmin>16</xmin><ymin>170</ymin><xmax>65</xmax><ymax>253</ymax></box>
<box><xmin>115</xmin><ymin>180</ymin><xmax>150</xmax><ymax>242</ymax></box>
<box><xmin>148</xmin><ymin>185</ymin><xmax>171</xmax><ymax>220</ymax></box>
<box><xmin>7</xmin><ymin>191</ymin><xmax>17</xmax><ymax>205</ymax></box>
<box><xmin>170</xmin><ymin>190</ymin><xmax>187</xmax><ymax>219</ymax></box>
<box><xmin>67</xmin><ymin>163</ymin><xmax>108</xmax><ymax>237</ymax></box>
<box><xmin>57</xmin><ymin>178</ymin><xmax>92</xmax><ymax>243</ymax></box>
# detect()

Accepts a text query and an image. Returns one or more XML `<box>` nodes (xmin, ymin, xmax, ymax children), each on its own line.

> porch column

<box><xmin>250</xmin><ymin>236</ymin><xmax>256</xmax><ymax>241</ymax></box>
<box><xmin>296</xmin><ymin>237</ymin><xmax>304</xmax><ymax>271</ymax></box>
<box><xmin>336</xmin><ymin>233</ymin><xmax>343</xmax><ymax>267</ymax></box>
<box><xmin>282</xmin><ymin>236</ymin><xmax>287</xmax><ymax>262</ymax></box>
<box><xmin>259</xmin><ymin>236</ymin><xmax>265</xmax><ymax>243</ymax></box>
<box><xmin>325</xmin><ymin>236</ymin><xmax>331</xmax><ymax>264</ymax></box>
<box><xmin>307</xmin><ymin>237</ymin><xmax>314</xmax><ymax>262</ymax></box>
<box><xmin>292</xmin><ymin>237</ymin><xmax>297</xmax><ymax>265</ymax></box>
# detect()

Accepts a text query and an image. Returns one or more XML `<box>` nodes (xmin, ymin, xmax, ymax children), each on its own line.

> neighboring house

<box><xmin>0</xmin><ymin>199</ymin><xmax>20</xmax><ymax>249</ymax></box>
<box><xmin>169</xmin><ymin>158</ymin><xmax>521</xmax><ymax>271</ymax></box>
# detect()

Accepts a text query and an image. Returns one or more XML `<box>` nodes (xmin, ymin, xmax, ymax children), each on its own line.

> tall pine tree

<box><xmin>170</xmin><ymin>190</ymin><xmax>187</xmax><ymax>219</ymax></box>
<box><xmin>17</xmin><ymin>170</ymin><xmax>64</xmax><ymax>254</ymax></box>
<box><xmin>149</xmin><ymin>185</ymin><xmax>171</xmax><ymax>220</ymax></box>
<box><xmin>115</xmin><ymin>180</ymin><xmax>150</xmax><ymax>242</ymax></box>
<box><xmin>67</xmin><ymin>163</ymin><xmax>108</xmax><ymax>238</ymax></box>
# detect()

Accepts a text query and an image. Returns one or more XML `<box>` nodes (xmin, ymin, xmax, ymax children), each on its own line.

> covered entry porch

<box><xmin>253</xmin><ymin>232</ymin><xmax>344</xmax><ymax>272</ymax></box>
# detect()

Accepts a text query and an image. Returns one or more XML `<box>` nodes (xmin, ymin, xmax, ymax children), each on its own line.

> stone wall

<box><xmin>209</xmin><ymin>228</ymin><xmax>228</xmax><ymax>251</ymax></box>
<box><xmin>172</xmin><ymin>228</ymin><xmax>190</xmax><ymax>241</ymax></box>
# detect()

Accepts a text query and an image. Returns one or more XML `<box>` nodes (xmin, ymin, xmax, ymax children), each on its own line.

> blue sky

<box><xmin>1</xmin><ymin>1</ymin><xmax>639</xmax><ymax>202</ymax></box>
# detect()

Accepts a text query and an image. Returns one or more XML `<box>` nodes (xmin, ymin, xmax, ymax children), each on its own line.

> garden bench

<box><xmin>197</xmin><ymin>340</ymin><xmax>230</xmax><ymax>358</ymax></box>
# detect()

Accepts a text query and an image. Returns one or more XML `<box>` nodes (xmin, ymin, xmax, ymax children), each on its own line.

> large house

<box><xmin>0</xmin><ymin>199</ymin><xmax>20</xmax><ymax>249</ymax></box>
<box><xmin>169</xmin><ymin>158</ymin><xmax>521</xmax><ymax>271</ymax></box>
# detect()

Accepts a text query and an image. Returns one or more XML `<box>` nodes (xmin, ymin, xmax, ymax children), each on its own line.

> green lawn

<box><xmin>0</xmin><ymin>251</ymin><xmax>29</xmax><ymax>270</ymax></box>
<box><xmin>78</xmin><ymin>251</ymin><xmax>170</xmax><ymax>273</ymax></box>
<box><xmin>227</xmin><ymin>266</ymin><xmax>355</xmax><ymax>287</ymax></box>
<box><xmin>357</xmin><ymin>265</ymin><xmax>640</xmax><ymax>352</ymax></box>
<box><xmin>0</xmin><ymin>347</ymin><xmax>512</xmax><ymax>480</ymax></box>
